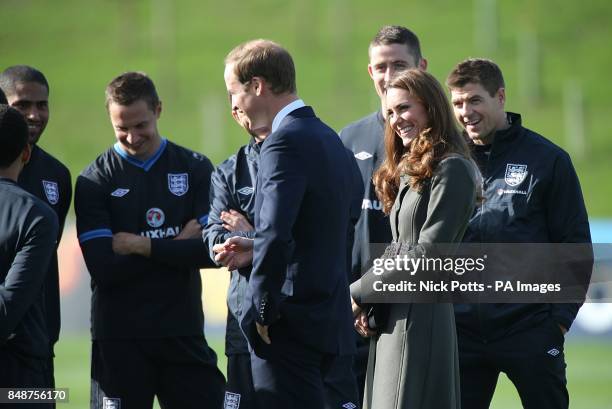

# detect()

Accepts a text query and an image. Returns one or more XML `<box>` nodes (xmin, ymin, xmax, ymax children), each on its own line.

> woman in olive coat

<box><xmin>350</xmin><ymin>69</ymin><xmax>481</xmax><ymax>409</ymax></box>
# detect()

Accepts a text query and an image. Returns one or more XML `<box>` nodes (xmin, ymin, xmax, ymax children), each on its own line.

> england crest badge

<box><xmin>42</xmin><ymin>180</ymin><xmax>59</xmax><ymax>205</ymax></box>
<box><xmin>223</xmin><ymin>392</ymin><xmax>241</xmax><ymax>409</ymax></box>
<box><xmin>504</xmin><ymin>164</ymin><xmax>528</xmax><ymax>187</ymax></box>
<box><xmin>102</xmin><ymin>397</ymin><xmax>121</xmax><ymax>409</ymax></box>
<box><xmin>168</xmin><ymin>173</ymin><xmax>189</xmax><ymax>196</ymax></box>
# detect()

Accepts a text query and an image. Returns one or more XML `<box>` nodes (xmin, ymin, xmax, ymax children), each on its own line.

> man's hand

<box><xmin>212</xmin><ymin>236</ymin><xmax>254</xmax><ymax>270</ymax></box>
<box><xmin>559</xmin><ymin>324</ymin><xmax>567</xmax><ymax>335</ymax></box>
<box><xmin>354</xmin><ymin>311</ymin><xmax>377</xmax><ymax>338</ymax></box>
<box><xmin>112</xmin><ymin>232</ymin><xmax>151</xmax><ymax>257</ymax></box>
<box><xmin>220</xmin><ymin>210</ymin><xmax>253</xmax><ymax>232</ymax></box>
<box><xmin>174</xmin><ymin>219</ymin><xmax>202</xmax><ymax>240</ymax></box>
<box><xmin>256</xmin><ymin>322</ymin><xmax>271</xmax><ymax>345</ymax></box>
<box><xmin>351</xmin><ymin>297</ymin><xmax>376</xmax><ymax>338</ymax></box>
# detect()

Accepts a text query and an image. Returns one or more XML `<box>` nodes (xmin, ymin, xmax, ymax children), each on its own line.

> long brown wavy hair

<box><xmin>374</xmin><ymin>69</ymin><xmax>472</xmax><ymax>214</ymax></box>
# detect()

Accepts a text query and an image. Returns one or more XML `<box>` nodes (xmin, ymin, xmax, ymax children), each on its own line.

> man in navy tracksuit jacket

<box><xmin>203</xmin><ymin>139</ymin><xmax>259</xmax><ymax>409</ymax></box>
<box><xmin>447</xmin><ymin>59</ymin><xmax>593</xmax><ymax>409</ymax></box>
<box><xmin>1</xmin><ymin>67</ymin><xmax>72</xmax><ymax>393</ymax></box>
<box><xmin>1</xmin><ymin>106</ymin><xmax>58</xmax><ymax>406</ymax></box>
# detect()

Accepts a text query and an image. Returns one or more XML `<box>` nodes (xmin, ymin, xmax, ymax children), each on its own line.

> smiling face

<box><xmin>385</xmin><ymin>86</ymin><xmax>428</xmax><ymax>148</ymax></box>
<box><xmin>6</xmin><ymin>81</ymin><xmax>49</xmax><ymax>145</ymax></box>
<box><xmin>224</xmin><ymin>63</ymin><xmax>270</xmax><ymax>139</ymax></box>
<box><xmin>108</xmin><ymin>99</ymin><xmax>162</xmax><ymax>160</ymax></box>
<box><xmin>450</xmin><ymin>82</ymin><xmax>507</xmax><ymax>145</ymax></box>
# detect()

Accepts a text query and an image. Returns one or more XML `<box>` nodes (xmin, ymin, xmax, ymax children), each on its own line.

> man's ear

<box><xmin>21</xmin><ymin>143</ymin><xmax>32</xmax><ymax>165</ymax></box>
<box><xmin>418</xmin><ymin>57</ymin><xmax>428</xmax><ymax>71</ymax></box>
<box><xmin>367</xmin><ymin>64</ymin><xmax>374</xmax><ymax>80</ymax></box>
<box><xmin>496</xmin><ymin>88</ymin><xmax>506</xmax><ymax>106</ymax></box>
<box><xmin>251</xmin><ymin>77</ymin><xmax>265</xmax><ymax>96</ymax></box>
<box><xmin>155</xmin><ymin>101</ymin><xmax>162</xmax><ymax>119</ymax></box>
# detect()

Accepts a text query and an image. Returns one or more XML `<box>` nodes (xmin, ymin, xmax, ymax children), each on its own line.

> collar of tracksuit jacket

<box><xmin>477</xmin><ymin>112</ymin><xmax>523</xmax><ymax>159</ymax></box>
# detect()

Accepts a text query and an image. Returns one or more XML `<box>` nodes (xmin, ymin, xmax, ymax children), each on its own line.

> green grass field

<box><xmin>3</xmin><ymin>0</ymin><xmax>612</xmax><ymax>216</ymax></box>
<box><xmin>54</xmin><ymin>334</ymin><xmax>612</xmax><ymax>408</ymax></box>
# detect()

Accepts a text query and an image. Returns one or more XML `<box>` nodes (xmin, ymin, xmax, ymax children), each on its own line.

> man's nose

<box><xmin>25</xmin><ymin>106</ymin><xmax>40</xmax><ymax>121</ymax></box>
<box><xmin>126</xmin><ymin>131</ymin><xmax>139</xmax><ymax>144</ymax></box>
<box><xmin>457</xmin><ymin>102</ymin><xmax>471</xmax><ymax>117</ymax></box>
<box><xmin>384</xmin><ymin>67</ymin><xmax>393</xmax><ymax>83</ymax></box>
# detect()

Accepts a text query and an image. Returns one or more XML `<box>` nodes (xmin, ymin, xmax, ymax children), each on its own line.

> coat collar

<box><xmin>467</xmin><ymin>112</ymin><xmax>524</xmax><ymax>158</ymax></box>
<box><xmin>274</xmin><ymin>105</ymin><xmax>315</xmax><ymax>132</ymax></box>
<box><xmin>271</xmin><ymin>99</ymin><xmax>306</xmax><ymax>133</ymax></box>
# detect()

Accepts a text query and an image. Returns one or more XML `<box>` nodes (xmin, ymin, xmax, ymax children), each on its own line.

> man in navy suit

<box><xmin>215</xmin><ymin>39</ymin><xmax>362</xmax><ymax>409</ymax></box>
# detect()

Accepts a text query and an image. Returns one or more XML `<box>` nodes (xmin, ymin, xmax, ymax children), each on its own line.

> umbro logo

<box><xmin>354</xmin><ymin>151</ymin><xmax>373</xmax><ymax>160</ymax></box>
<box><xmin>547</xmin><ymin>348</ymin><xmax>560</xmax><ymax>356</ymax></box>
<box><xmin>111</xmin><ymin>188</ymin><xmax>130</xmax><ymax>197</ymax></box>
<box><xmin>237</xmin><ymin>186</ymin><xmax>254</xmax><ymax>195</ymax></box>
<box><xmin>342</xmin><ymin>403</ymin><xmax>357</xmax><ymax>409</ymax></box>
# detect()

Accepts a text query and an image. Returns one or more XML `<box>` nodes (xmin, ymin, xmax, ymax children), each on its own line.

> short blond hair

<box><xmin>225</xmin><ymin>39</ymin><xmax>296</xmax><ymax>94</ymax></box>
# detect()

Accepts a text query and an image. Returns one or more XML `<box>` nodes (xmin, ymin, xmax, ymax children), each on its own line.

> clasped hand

<box><xmin>212</xmin><ymin>236</ymin><xmax>254</xmax><ymax>271</ymax></box>
<box><xmin>352</xmin><ymin>298</ymin><xmax>377</xmax><ymax>338</ymax></box>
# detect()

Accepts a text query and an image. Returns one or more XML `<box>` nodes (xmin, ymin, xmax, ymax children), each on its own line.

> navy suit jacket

<box><xmin>241</xmin><ymin>106</ymin><xmax>362</xmax><ymax>356</ymax></box>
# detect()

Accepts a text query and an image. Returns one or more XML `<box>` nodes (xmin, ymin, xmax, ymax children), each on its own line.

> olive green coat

<box><xmin>351</xmin><ymin>155</ymin><xmax>480</xmax><ymax>409</ymax></box>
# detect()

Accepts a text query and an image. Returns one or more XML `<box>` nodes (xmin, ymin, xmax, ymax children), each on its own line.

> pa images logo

<box><xmin>168</xmin><ymin>173</ymin><xmax>189</xmax><ymax>196</ymax></box>
<box><xmin>504</xmin><ymin>163</ymin><xmax>528</xmax><ymax>187</ymax></box>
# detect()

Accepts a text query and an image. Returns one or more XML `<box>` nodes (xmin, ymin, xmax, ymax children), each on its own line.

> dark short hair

<box><xmin>369</xmin><ymin>25</ymin><xmax>423</xmax><ymax>65</ymax></box>
<box><xmin>0</xmin><ymin>65</ymin><xmax>50</xmax><ymax>97</ymax></box>
<box><xmin>0</xmin><ymin>88</ymin><xmax>6</xmax><ymax>104</ymax></box>
<box><xmin>0</xmin><ymin>105</ymin><xmax>29</xmax><ymax>168</ymax></box>
<box><xmin>105</xmin><ymin>71</ymin><xmax>160</xmax><ymax>111</ymax></box>
<box><xmin>446</xmin><ymin>58</ymin><xmax>505</xmax><ymax>97</ymax></box>
<box><xmin>225</xmin><ymin>39</ymin><xmax>296</xmax><ymax>94</ymax></box>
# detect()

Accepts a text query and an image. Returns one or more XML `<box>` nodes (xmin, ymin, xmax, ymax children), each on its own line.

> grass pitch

<box><xmin>54</xmin><ymin>334</ymin><xmax>612</xmax><ymax>408</ymax></box>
